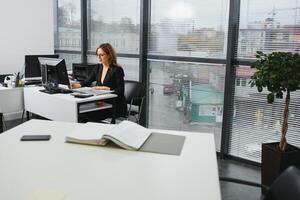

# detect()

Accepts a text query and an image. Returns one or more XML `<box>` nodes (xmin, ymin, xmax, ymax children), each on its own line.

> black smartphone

<box><xmin>20</xmin><ymin>135</ymin><xmax>51</xmax><ymax>141</ymax></box>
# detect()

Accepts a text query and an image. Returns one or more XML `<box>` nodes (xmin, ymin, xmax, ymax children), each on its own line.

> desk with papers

<box><xmin>0</xmin><ymin>119</ymin><xmax>221</xmax><ymax>200</ymax></box>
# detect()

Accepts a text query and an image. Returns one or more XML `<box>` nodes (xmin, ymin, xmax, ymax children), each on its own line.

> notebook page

<box><xmin>104</xmin><ymin>121</ymin><xmax>151</xmax><ymax>150</ymax></box>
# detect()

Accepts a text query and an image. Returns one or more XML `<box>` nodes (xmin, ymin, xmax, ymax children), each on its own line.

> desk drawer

<box><xmin>79</xmin><ymin>101</ymin><xmax>112</xmax><ymax>114</ymax></box>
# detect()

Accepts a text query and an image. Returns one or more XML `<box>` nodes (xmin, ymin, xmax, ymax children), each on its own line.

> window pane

<box><xmin>149</xmin><ymin>0</ymin><xmax>229</xmax><ymax>58</ymax></box>
<box><xmin>238</xmin><ymin>0</ymin><xmax>300</xmax><ymax>59</ymax></box>
<box><xmin>229</xmin><ymin>65</ymin><xmax>300</xmax><ymax>162</ymax></box>
<box><xmin>88</xmin><ymin>0</ymin><xmax>140</xmax><ymax>54</ymax></box>
<box><xmin>88</xmin><ymin>55</ymin><xmax>139</xmax><ymax>81</ymax></box>
<box><xmin>57</xmin><ymin>53</ymin><xmax>81</xmax><ymax>71</ymax></box>
<box><xmin>148</xmin><ymin>60</ymin><xmax>226</xmax><ymax>151</ymax></box>
<box><xmin>55</xmin><ymin>0</ymin><xmax>81</xmax><ymax>51</ymax></box>
<box><xmin>234</xmin><ymin>0</ymin><xmax>300</xmax><ymax>162</ymax></box>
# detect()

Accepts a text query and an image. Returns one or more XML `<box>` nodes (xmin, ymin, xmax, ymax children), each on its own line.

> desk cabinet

<box><xmin>24</xmin><ymin>87</ymin><xmax>117</xmax><ymax>123</ymax></box>
<box><xmin>0</xmin><ymin>87</ymin><xmax>24</xmax><ymax>132</ymax></box>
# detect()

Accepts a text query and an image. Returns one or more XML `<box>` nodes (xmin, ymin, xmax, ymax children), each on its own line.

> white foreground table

<box><xmin>0</xmin><ymin>119</ymin><xmax>221</xmax><ymax>200</ymax></box>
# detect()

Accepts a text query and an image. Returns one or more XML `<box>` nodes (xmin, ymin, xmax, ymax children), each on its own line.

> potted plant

<box><xmin>249</xmin><ymin>51</ymin><xmax>300</xmax><ymax>191</ymax></box>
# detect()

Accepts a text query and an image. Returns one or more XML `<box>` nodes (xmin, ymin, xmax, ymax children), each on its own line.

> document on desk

<box><xmin>65</xmin><ymin>121</ymin><xmax>151</xmax><ymax>151</ymax></box>
<box><xmin>65</xmin><ymin>121</ymin><xmax>186</xmax><ymax>155</ymax></box>
<box><xmin>71</xmin><ymin>87</ymin><xmax>113</xmax><ymax>96</ymax></box>
<box><xmin>140</xmin><ymin>132</ymin><xmax>186</xmax><ymax>156</ymax></box>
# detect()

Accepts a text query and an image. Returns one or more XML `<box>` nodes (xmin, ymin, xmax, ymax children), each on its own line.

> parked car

<box><xmin>163</xmin><ymin>84</ymin><xmax>176</xmax><ymax>95</ymax></box>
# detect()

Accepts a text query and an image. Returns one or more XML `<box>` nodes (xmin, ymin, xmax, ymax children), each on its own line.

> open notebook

<box><xmin>65</xmin><ymin>121</ymin><xmax>152</xmax><ymax>151</ymax></box>
<box><xmin>66</xmin><ymin>121</ymin><xmax>186</xmax><ymax>155</ymax></box>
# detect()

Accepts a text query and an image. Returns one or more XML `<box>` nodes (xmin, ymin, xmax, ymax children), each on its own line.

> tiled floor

<box><xmin>218</xmin><ymin>158</ymin><xmax>262</xmax><ymax>200</ymax></box>
<box><xmin>3</xmin><ymin>118</ymin><xmax>262</xmax><ymax>200</ymax></box>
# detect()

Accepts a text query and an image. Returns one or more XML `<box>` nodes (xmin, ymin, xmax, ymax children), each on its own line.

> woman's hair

<box><xmin>96</xmin><ymin>43</ymin><xmax>119</xmax><ymax>67</ymax></box>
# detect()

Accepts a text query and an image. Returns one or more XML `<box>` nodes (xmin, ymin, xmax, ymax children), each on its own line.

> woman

<box><xmin>72</xmin><ymin>43</ymin><xmax>127</xmax><ymax>121</ymax></box>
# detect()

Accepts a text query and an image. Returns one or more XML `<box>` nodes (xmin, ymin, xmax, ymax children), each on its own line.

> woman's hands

<box><xmin>70</xmin><ymin>82</ymin><xmax>81</xmax><ymax>89</ymax></box>
<box><xmin>70</xmin><ymin>81</ymin><xmax>110</xmax><ymax>90</ymax></box>
<box><xmin>93</xmin><ymin>86</ymin><xmax>110</xmax><ymax>90</ymax></box>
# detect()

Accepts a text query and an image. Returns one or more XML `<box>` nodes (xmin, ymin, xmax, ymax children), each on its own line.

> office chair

<box><xmin>123</xmin><ymin>80</ymin><xmax>145</xmax><ymax>124</ymax></box>
<box><xmin>100</xmin><ymin>80</ymin><xmax>145</xmax><ymax>124</ymax></box>
<box><xmin>219</xmin><ymin>165</ymin><xmax>300</xmax><ymax>200</ymax></box>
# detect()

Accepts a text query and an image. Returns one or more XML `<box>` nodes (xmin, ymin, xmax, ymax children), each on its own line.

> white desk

<box><xmin>0</xmin><ymin>119</ymin><xmax>221</xmax><ymax>200</ymax></box>
<box><xmin>24</xmin><ymin>86</ymin><xmax>117</xmax><ymax>122</ymax></box>
<box><xmin>0</xmin><ymin>87</ymin><xmax>24</xmax><ymax>132</ymax></box>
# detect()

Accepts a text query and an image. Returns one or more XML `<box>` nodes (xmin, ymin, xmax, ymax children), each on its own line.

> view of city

<box><xmin>55</xmin><ymin>0</ymin><xmax>300</xmax><ymax>161</ymax></box>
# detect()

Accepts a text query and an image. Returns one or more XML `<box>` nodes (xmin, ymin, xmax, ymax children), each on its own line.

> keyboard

<box><xmin>58</xmin><ymin>87</ymin><xmax>73</xmax><ymax>94</ymax></box>
<box><xmin>71</xmin><ymin>87</ymin><xmax>113</xmax><ymax>95</ymax></box>
<box><xmin>40</xmin><ymin>87</ymin><xmax>73</xmax><ymax>94</ymax></box>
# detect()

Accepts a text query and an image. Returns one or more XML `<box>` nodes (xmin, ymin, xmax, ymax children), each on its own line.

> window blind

<box><xmin>229</xmin><ymin>0</ymin><xmax>300</xmax><ymax>162</ymax></box>
<box><xmin>88</xmin><ymin>0</ymin><xmax>140</xmax><ymax>54</ymax></box>
<box><xmin>56</xmin><ymin>0</ymin><xmax>81</xmax><ymax>51</ymax></box>
<box><xmin>229</xmin><ymin>65</ymin><xmax>300</xmax><ymax>163</ymax></box>
<box><xmin>149</xmin><ymin>0</ymin><xmax>229</xmax><ymax>59</ymax></box>
<box><xmin>237</xmin><ymin>0</ymin><xmax>300</xmax><ymax>59</ymax></box>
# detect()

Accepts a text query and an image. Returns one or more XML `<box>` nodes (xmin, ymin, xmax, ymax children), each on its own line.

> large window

<box><xmin>88</xmin><ymin>55</ymin><xmax>139</xmax><ymax>81</ymax></box>
<box><xmin>55</xmin><ymin>0</ymin><xmax>81</xmax><ymax>51</ymax></box>
<box><xmin>147</xmin><ymin>0</ymin><xmax>230</xmax><ymax>152</ymax></box>
<box><xmin>54</xmin><ymin>0</ymin><xmax>81</xmax><ymax>70</ymax></box>
<box><xmin>238</xmin><ymin>0</ymin><xmax>300</xmax><ymax>59</ymax></box>
<box><xmin>54</xmin><ymin>0</ymin><xmax>300</xmax><ymax>163</ymax></box>
<box><xmin>57</xmin><ymin>53</ymin><xmax>81</xmax><ymax>70</ymax></box>
<box><xmin>149</xmin><ymin>0</ymin><xmax>229</xmax><ymax>58</ymax></box>
<box><xmin>87</xmin><ymin>0</ymin><xmax>140</xmax><ymax>54</ymax></box>
<box><xmin>148</xmin><ymin>60</ymin><xmax>226</xmax><ymax>151</ymax></box>
<box><xmin>228</xmin><ymin>0</ymin><xmax>300</xmax><ymax>162</ymax></box>
<box><xmin>230</xmin><ymin>65</ymin><xmax>300</xmax><ymax>162</ymax></box>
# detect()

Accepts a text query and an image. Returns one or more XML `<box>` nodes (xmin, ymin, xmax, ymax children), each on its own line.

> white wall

<box><xmin>0</xmin><ymin>0</ymin><xmax>54</xmax><ymax>74</ymax></box>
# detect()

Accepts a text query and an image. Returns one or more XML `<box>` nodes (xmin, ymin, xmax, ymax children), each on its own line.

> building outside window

<box><xmin>54</xmin><ymin>0</ymin><xmax>300</xmax><ymax>163</ymax></box>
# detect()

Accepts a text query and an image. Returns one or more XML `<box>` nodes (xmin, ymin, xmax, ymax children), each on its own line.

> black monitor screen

<box><xmin>25</xmin><ymin>54</ymin><xmax>59</xmax><ymax>79</ymax></box>
<box><xmin>38</xmin><ymin>57</ymin><xmax>70</xmax><ymax>86</ymax></box>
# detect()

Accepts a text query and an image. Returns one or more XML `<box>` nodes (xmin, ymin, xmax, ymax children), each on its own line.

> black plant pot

<box><xmin>262</xmin><ymin>142</ymin><xmax>300</xmax><ymax>193</ymax></box>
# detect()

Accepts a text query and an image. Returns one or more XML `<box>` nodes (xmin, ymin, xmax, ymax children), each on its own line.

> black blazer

<box><xmin>81</xmin><ymin>63</ymin><xmax>127</xmax><ymax>118</ymax></box>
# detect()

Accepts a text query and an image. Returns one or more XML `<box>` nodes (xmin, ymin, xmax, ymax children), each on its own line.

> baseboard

<box><xmin>3</xmin><ymin>111</ymin><xmax>23</xmax><ymax>121</ymax></box>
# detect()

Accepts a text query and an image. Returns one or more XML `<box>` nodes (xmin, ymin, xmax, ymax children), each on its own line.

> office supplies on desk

<box><xmin>140</xmin><ymin>132</ymin><xmax>185</xmax><ymax>156</ymax></box>
<box><xmin>21</xmin><ymin>135</ymin><xmax>51</xmax><ymax>141</ymax></box>
<box><xmin>4</xmin><ymin>75</ymin><xmax>15</xmax><ymax>87</ymax></box>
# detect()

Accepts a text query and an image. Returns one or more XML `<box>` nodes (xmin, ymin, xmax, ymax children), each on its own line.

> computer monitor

<box><xmin>38</xmin><ymin>57</ymin><xmax>70</xmax><ymax>87</ymax></box>
<box><xmin>25</xmin><ymin>54</ymin><xmax>59</xmax><ymax>79</ymax></box>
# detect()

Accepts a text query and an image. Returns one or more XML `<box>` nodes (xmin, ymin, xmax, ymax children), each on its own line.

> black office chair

<box><xmin>123</xmin><ymin>80</ymin><xmax>145</xmax><ymax>124</ymax></box>
<box><xmin>95</xmin><ymin>80</ymin><xmax>145</xmax><ymax>124</ymax></box>
<box><xmin>219</xmin><ymin>165</ymin><xmax>300</xmax><ymax>200</ymax></box>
